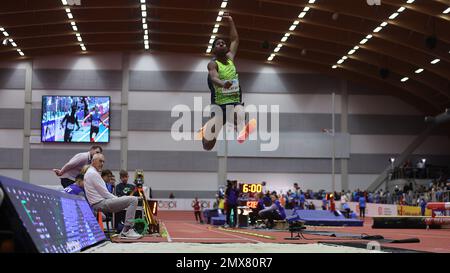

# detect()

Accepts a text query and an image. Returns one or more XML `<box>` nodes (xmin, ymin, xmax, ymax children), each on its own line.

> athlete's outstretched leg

<box><xmin>202</xmin><ymin>116</ymin><xmax>223</xmax><ymax>151</ymax></box>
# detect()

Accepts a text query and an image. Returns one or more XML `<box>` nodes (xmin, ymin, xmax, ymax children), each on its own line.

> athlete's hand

<box><xmin>53</xmin><ymin>169</ymin><xmax>62</xmax><ymax>176</ymax></box>
<box><xmin>223</xmin><ymin>80</ymin><xmax>233</xmax><ymax>89</ymax></box>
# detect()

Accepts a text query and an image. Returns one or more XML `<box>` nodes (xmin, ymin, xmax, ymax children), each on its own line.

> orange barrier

<box><xmin>97</xmin><ymin>211</ymin><xmax>104</xmax><ymax>230</ymax></box>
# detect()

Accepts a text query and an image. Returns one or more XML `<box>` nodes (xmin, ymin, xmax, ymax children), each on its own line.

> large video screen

<box><xmin>41</xmin><ymin>96</ymin><xmax>110</xmax><ymax>143</ymax></box>
<box><xmin>0</xmin><ymin>175</ymin><xmax>107</xmax><ymax>253</ymax></box>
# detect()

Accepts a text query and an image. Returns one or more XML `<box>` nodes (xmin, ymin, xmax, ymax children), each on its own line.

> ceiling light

<box><xmin>337</xmin><ymin>59</ymin><xmax>344</xmax><ymax>64</ymax></box>
<box><xmin>293</xmin><ymin>20</ymin><xmax>300</xmax><ymax>25</ymax></box>
<box><xmin>348</xmin><ymin>49</ymin><xmax>355</xmax><ymax>55</ymax></box>
<box><xmin>267</xmin><ymin>54</ymin><xmax>275</xmax><ymax>61</ymax></box>
<box><xmin>443</xmin><ymin>7</ymin><xmax>450</xmax><ymax>14</ymax></box>
<box><xmin>360</xmin><ymin>38</ymin><xmax>368</xmax><ymax>44</ymax></box>
<box><xmin>61</xmin><ymin>0</ymin><xmax>68</xmax><ymax>5</ymax></box>
<box><xmin>3</xmin><ymin>31</ymin><xmax>9</xmax><ymax>37</ymax></box>
<box><xmin>65</xmin><ymin>8</ymin><xmax>71</xmax><ymax>13</ymax></box>
<box><xmin>72</xmin><ymin>26</ymin><xmax>78</xmax><ymax>31</ymax></box>
<box><xmin>145</xmin><ymin>44</ymin><xmax>150</xmax><ymax>50</ymax></box>
<box><xmin>144</xmin><ymin>40</ymin><xmax>149</xmax><ymax>45</ymax></box>
<box><xmin>389</xmin><ymin>13</ymin><xmax>399</xmax><ymax>19</ymax></box>
<box><xmin>221</xmin><ymin>2</ymin><xmax>228</xmax><ymax>9</ymax></box>
<box><xmin>289</xmin><ymin>25</ymin><xmax>297</xmax><ymax>31</ymax></box>
<box><xmin>303</xmin><ymin>7</ymin><xmax>310</xmax><ymax>12</ymax></box>
<box><xmin>142</xmin><ymin>18</ymin><xmax>146</xmax><ymax>24</ymax></box>
<box><xmin>406</xmin><ymin>0</ymin><xmax>415</xmax><ymax>3</ymax></box>
<box><xmin>342</xmin><ymin>56</ymin><xmax>348</xmax><ymax>60</ymax></box>
<box><xmin>373</xmin><ymin>26</ymin><xmax>382</xmax><ymax>33</ymax></box>
<box><xmin>140</xmin><ymin>0</ymin><xmax>146</xmax><ymax>3</ymax></box>
<box><xmin>430</xmin><ymin>58</ymin><xmax>440</xmax><ymax>64</ymax></box>
<box><xmin>353</xmin><ymin>46</ymin><xmax>359</xmax><ymax>50</ymax></box>
<box><xmin>213</xmin><ymin>27</ymin><xmax>218</xmax><ymax>33</ymax></box>
<box><xmin>298</xmin><ymin>12</ymin><xmax>307</xmax><ymax>18</ymax></box>
<box><xmin>284</xmin><ymin>33</ymin><xmax>291</xmax><ymax>37</ymax></box>
<box><xmin>415</xmin><ymin>68</ymin><xmax>424</xmax><ymax>74</ymax></box>
<box><xmin>142</xmin><ymin>11</ymin><xmax>147</xmax><ymax>17</ymax></box>
<box><xmin>77</xmin><ymin>37</ymin><xmax>82</xmax><ymax>42</ymax></box>
<box><xmin>401</xmin><ymin>77</ymin><xmax>409</xmax><ymax>82</ymax></box>
<box><xmin>281</xmin><ymin>37</ymin><xmax>288</xmax><ymax>42</ymax></box>
<box><xmin>366</xmin><ymin>34</ymin><xmax>373</xmax><ymax>39</ymax></box>
<box><xmin>219</xmin><ymin>11</ymin><xmax>224</xmax><ymax>16</ymax></box>
<box><xmin>209</xmin><ymin>38</ymin><xmax>215</xmax><ymax>44</ymax></box>
<box><xmin>0</xmin><ymin>27</ymin><xmax>4</xmax><ymax>32</ymax></box>
<box><xmin>143</xmin><ymin>24</ymin><xmax>148</xmax><ymax>29</ymax></box>
<box><xmin>71</xmin><ymin>22</ymin><xmax>76</xmax><ymax>26</ymax></box>
<box><xmin>381</xmin><ymin>22</ymin><xmax>388</xmax><ymax>27</ymax></box>
<box><xmin>308</xmin><ymin>0</ymin><xmax>316</xmax><ymax>3</ymax></box>
<box><xmin>397</xmin><ymin>7</ymin><xmax>406</xmax><ymax>13</ymax></box>
<box><xmin>144</xmin><ymin>30</ymin><xmax>148</xmax><ymax>35</ymax></box>
<box><xmin>11</xmin><ymin>42</ymin><xmax>17</xmax><ymax>47</ymax></box>
<box><xmin>141</xmin><ymin>5</ymin><xmax>146</xmax><ymax>11</ymax></box>
<box><xmin>332</xmin><ymin>65</ymin><xmax>337</xmax><ymax>69</ymax></box>
<box><xmin>274</xmin><ymin>47</ymin><xmax>281</xmax><ymax>53</ymax></box>
<box><xmin>216</xmin><ymin>16</ymin><xmax>222</xmax><ymax>22</ymax></box>
<box><xmin>76</xmin><ymin>33</ymin><xmax>80</xmax><ymax>37</ymax></box>
<box><xmin>67</xmin><ymin>13</ymin><xmax>73</xmax><ymax>19</ymax></box>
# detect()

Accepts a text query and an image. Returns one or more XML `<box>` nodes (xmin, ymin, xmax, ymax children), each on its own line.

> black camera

<box><xmin>134</xmin><ymin>169</ymin><xmax>145</xmax><ymax>188</ymax></box>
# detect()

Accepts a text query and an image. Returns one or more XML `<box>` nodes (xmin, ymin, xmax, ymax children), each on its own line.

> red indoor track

<box><xmin>115</xmin><ymin>211</ymin><xmax>450</xmax><ymax>253</ymax></box>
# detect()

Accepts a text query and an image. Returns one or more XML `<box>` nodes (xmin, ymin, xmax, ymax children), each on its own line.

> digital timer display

<box><xmin>241</xmin><ymin>184</ymin><xmax>262</xmax><ymax>193</ymax></box>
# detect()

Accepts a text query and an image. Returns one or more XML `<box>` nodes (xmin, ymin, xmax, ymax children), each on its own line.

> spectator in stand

<box><xmin>284</xmin><ymin>190</ymin><xmax>292</xmax><ymax>209</ymax></box>
<box><xmin>307</xmin><ymin>200</ymin><xmax>316</xmax><ymax>210</ymax></box>
<box><xmin>261</xmin><ymin>181</ymin><xmax>267</xmax><ymax>195</ymax></box>
<box><xmin>341</xmin><ymin>193</ymin><xmax>349</xmax><ymax>210</ymax></box>
<box><xmin>293</xmin><ymin>183</ymin><xmax>301</xmax><ymax>205</ymax></box>
<box><xmin>169</xmin><ymin>192</ymin><xmax>175</xmax><ymax>199</ymax></box>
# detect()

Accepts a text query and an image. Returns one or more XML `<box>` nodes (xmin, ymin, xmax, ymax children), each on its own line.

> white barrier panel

<box><xmin>347</xmin><ymin>202</ymin><xmax>398</xmax><ymax>217</ymax></box>
<box><xmin>156</xmin><ymin>198</ymin><xmax>216</xmax><ymax>211</ymax></box>
<box><xmin>305</xmin><ymin>199</ymin><xmax>397</xmax><ymax>217</ymax></box>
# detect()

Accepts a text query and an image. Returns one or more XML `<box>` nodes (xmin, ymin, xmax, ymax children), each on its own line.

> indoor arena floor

<box><xmin>87</xmin><ymin>211</ymin><xmax>450</xmax><ymax>253</ymax></box>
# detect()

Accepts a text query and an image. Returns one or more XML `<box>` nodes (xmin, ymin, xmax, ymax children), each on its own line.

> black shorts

<box><xmin>211</xmin><ymin>103</ymin><xmax>244</xmax><ymax>125</ymax></box>
<box><xmin>90</xmin><ymin>126</ymin><xmax>99</xmax><ymax>139</ymax></box>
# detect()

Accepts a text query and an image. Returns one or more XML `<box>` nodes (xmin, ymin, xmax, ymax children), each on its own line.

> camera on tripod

<box><xmin>134</xmin><ymin>169</ymin><xmax>145</xmax><ymax>188</ymax></box>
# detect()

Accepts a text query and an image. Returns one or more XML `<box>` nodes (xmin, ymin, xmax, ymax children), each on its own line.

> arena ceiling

<box><xmin>1</xmin><ymin>0</ymin><xmax>449</xmax><ymax>114</ymax></box>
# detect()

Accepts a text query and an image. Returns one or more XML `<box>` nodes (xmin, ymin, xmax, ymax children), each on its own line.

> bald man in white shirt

<box><xmin>84</xmin><ymin>153</ymin><xmax>142</xmax><ymax>239</ymax></box>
